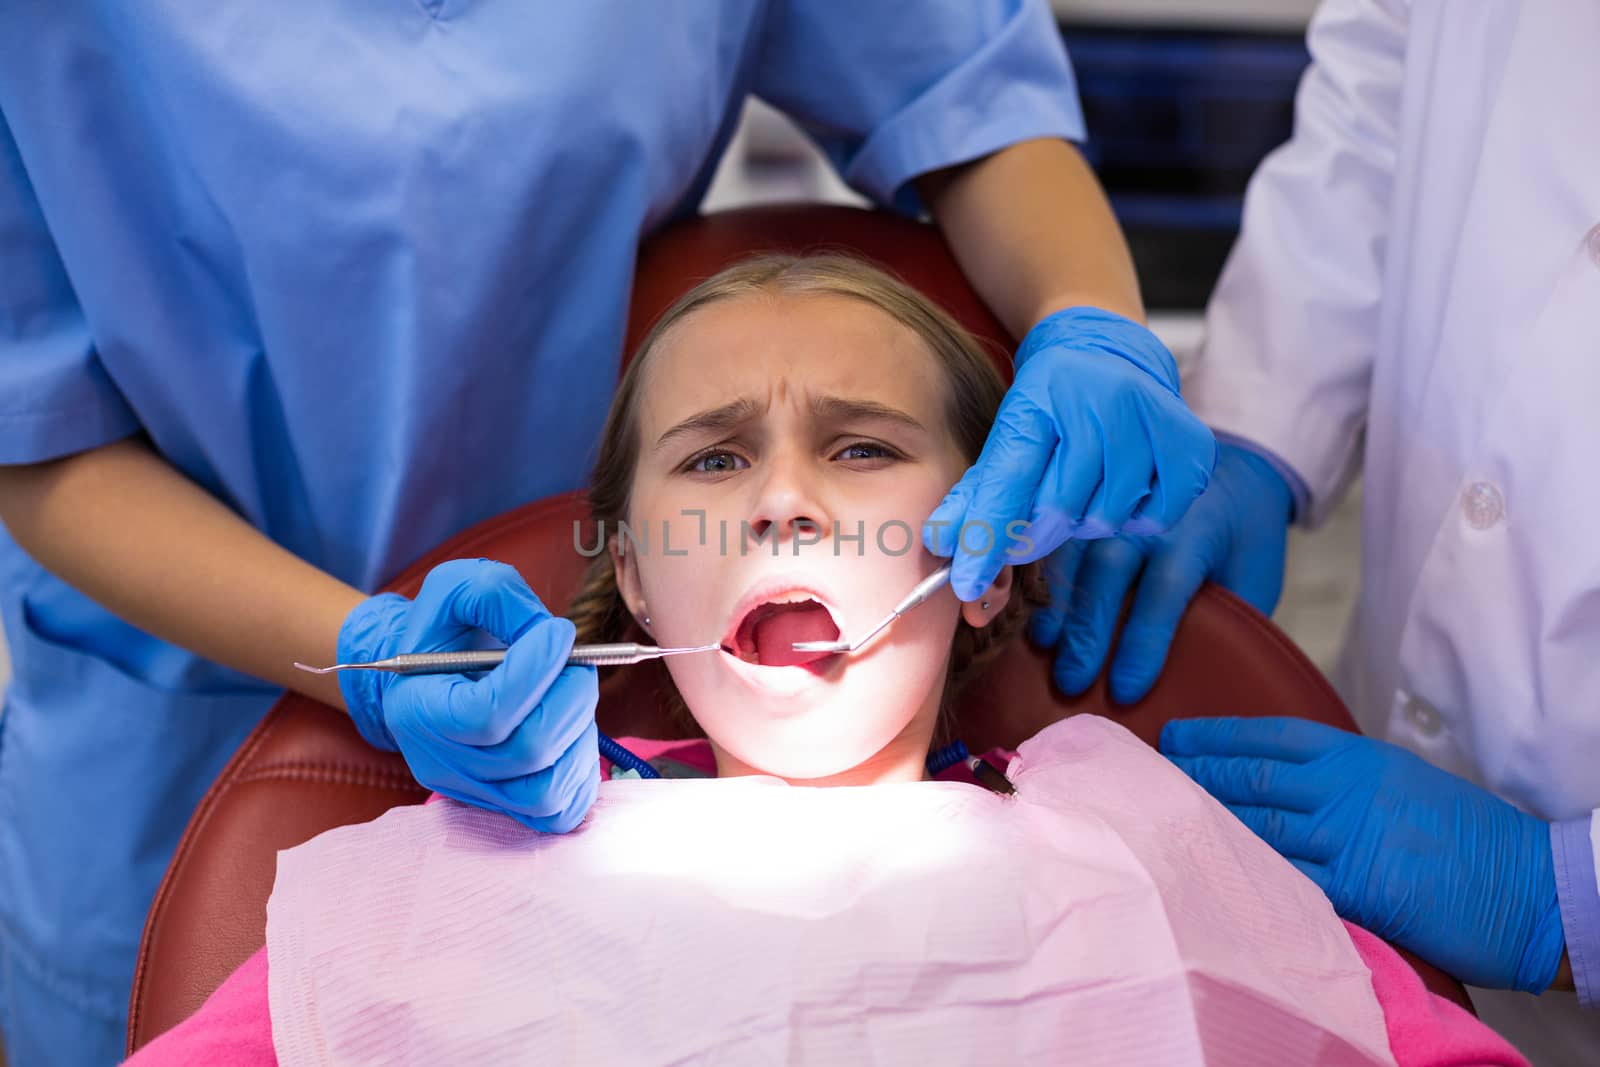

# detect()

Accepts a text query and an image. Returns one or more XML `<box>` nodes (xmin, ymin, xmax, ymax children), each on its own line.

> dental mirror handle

<box><xmin>297</xmin><ymin>649</ymin><xmax>519</xmax><ymax>676</ymax></box>
<box><xmin>570</xmin><ymin>642</ymin><xmax>722</xmax><ymax>667</ymax></box>
<box><xmin>826</xmin><ymin>562</ymin><xmax>955</xmax><ymax>654</ymax></box>
<box><xmin>294</xmin><ymin>642</ymin><xmax>722</xmax><ymax>675</ymax></box>
<box><xmin>891</xmin><ymin>562</ymin><xmax>954</xmax><ymax>617</ymax></box>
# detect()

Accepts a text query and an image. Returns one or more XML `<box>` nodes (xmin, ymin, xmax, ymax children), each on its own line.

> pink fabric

<box><xmin>122</xmin><ymin>923</ymin><xmax>1531</xmax><ymax>1067</ymax></box>
<box><xmin>124</xmin><ymin>944</ymin><xmax>275</xmax><ymax>1066</ymax></box>
<box><xmin>263</xmin><ymin>717</ymin><xmax>1397</xmax><ymax>1063</ymax></box>
<box><xmin>1346</xmin><ymin>926</ymin><xmax>1529</xmax><ymax>1067</ymax></box>
<box><xmin>124</xmin><ymin>727</ymin><xmax>1532</xmax><ymax>1067</ymax></box>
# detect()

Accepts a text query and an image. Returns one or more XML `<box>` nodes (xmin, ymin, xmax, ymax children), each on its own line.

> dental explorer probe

<box><xmin>294</xmin><ymin>642</ymin><xmax>725</xmax><ymax>676</ymax></box>
<box><xmin>296</xmin><ymin>560</ymin><xmax>956</xmax><ymax>676</ymax></box>
<box><xmin>294</xmin><ymin>644</ymin><xmax>723</xmax><ymax>784</ymax></box>
<box><xmin>789</xmin><ymin>561</ymin><xmax>955</xmax><ymax>657</ymax></box>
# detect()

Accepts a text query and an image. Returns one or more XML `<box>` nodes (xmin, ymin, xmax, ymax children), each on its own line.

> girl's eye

<box><xmin>835</xmin><ymin>441</ymin><xmax>898</xmax><ymax>463</ymax></box>
<box><xmin>688</xmin><ymin>450</ymin><xmax>747</xmax><ymax>474</ymax></box>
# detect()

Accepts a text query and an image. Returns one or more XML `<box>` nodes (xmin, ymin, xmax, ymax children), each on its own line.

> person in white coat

<box><xmin>1024</xmin><ymin>2</ymin><xmax>1600</xmax><ymax>1062</ymax></box>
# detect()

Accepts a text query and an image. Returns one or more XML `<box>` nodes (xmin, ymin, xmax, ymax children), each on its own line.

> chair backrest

<box><xmin>128</xmin><ymin>206</ymin><xmax>1469</xmax><ymax>1054</ymax></box>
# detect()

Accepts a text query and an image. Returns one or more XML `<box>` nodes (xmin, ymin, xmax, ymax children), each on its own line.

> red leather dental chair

<box><xmin>126</xmin><ymin>205</ymin><xmax>1471</xmax><ymax>1055</ymax></box>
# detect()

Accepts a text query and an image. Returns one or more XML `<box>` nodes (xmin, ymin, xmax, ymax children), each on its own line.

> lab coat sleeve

<box><xmin>750</xmin><ymin>0</ymin><xmax>1085</xmax><ymax>216</ymax></box>
<box><xmin>1550</xmin><ymin>814</ymin><xmax>1600</xmax><ymax>1009</ymax></box>
<box><xmin>1183</xmin><ymin>0</ymin><xmax>1409</xmax><ymax>526</ymax></box>
<box><xmin>0</xmin><ymin>110</ymin><xmax>139</xmax><ymax>465</ymax></box>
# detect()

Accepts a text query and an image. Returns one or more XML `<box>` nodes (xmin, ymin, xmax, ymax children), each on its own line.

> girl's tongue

<box><xmin>749</xmin><ymin>602</ymin><xmax>840</xmax><ymax>668</ymax></box>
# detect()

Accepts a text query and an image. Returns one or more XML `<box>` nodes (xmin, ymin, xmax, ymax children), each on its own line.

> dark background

<box><xmin>1060</xmin><ymin>22</ymin><xmax>1310</xmax><ymax>307</ymax></box>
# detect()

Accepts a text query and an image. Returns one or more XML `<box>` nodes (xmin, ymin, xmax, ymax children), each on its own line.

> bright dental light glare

<box><xmin>588</xmin><ymin>777</ymin><xmax>989</xmax><ymax>911</ymax></box>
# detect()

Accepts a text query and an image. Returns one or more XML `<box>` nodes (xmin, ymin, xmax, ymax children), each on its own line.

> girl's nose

<box><xmin>742</xmin><ymin>448</ymin><xmax>833</xmax><ymax>553</ymax></box>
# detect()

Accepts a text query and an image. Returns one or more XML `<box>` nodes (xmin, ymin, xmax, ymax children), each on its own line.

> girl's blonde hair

<box><xmin>567</xmin><ymin>253</ymin><xmax>1045</xmax><ymax>737</ymax></box>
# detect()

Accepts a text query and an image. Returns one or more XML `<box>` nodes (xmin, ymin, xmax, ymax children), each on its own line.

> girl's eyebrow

<box><xmin>808</xmin><ymin>395</ymin><xmax>927</xmax><ymax>435</ymax></box>
<box><xmin>653</xmin><ymin>394</ymin><xmax>927</xmax><ymax>453</ymax></box>
<box><xmin>653</xmin><ymin>396</ymin><xmax>765</xmax><ymax>453</ymax></box>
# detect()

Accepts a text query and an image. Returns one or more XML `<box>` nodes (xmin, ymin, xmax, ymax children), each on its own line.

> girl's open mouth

<box><xmin>725</xmin><ymin>594</ymin><xmax>842</xmax><ymax>669</ymax></box>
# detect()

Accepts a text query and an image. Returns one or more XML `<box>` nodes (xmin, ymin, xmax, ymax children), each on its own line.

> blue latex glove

<box><xmin>923</xmin><ymin>306</ymin><xmax>1216</xmax><ymax>602</ymax></box>
<box><xmin>1029</xmin><ymin>441</ymin><xmax>1293</xmax><ymax>704</ymax></box>
<box><xmin>338</xmin><ymin>558</ymin><xmax>600</xmax><ymax>833</ymax></box>
<box><xmin>1161</xmin><ymin>716</ymin><xmax>1566</xmax><ymax>992</ymax></box>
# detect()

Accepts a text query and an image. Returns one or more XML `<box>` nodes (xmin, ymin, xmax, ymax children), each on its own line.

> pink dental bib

<box><xmin>265</xmin><ymin>716</ymin><xmax>1395</xmax><ymax>1065</ymax></box>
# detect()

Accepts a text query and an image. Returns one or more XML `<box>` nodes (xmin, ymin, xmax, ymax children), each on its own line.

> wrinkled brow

<box><xmin>807</xmin><ymin>395</ymin><xmax>925</xmax><ymax>435</ymax></box>
<box><xmin>653</xmin><ymin>393</ymin><xmax>927</xmax><ymax>453</ymax></box>
<box><xmin>653</xmin><ymin>396</ymin><xmax>766</xmax><ymax>452</ymax></box>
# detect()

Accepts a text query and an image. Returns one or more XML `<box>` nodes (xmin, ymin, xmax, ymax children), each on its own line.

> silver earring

<box><xmin>980</xmin><ymin>600</ymin><xmax>990</xmax><ymax>611</ymax></box>
<box><xmin>642</xmin><ymin>614</ymin><xmax>651</xmax><ymax>626</ymax></box>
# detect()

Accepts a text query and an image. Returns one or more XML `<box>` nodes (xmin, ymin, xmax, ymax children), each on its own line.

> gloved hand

<box><xmin>1161</xmin><ymin>716</ymin><xmax>1566</xmax><ymax>992</ymax></box>
<box><xmin>338</xmin><ymin>558</ymin><xmax>599</xmax><ymax>833</ymax></box>
<box><xmin>922</xmin><ymin>306</ymin><xmax>1216</xmax><ymax>602</ymax></box>
<box><xmin>1029</xmin><ymin>440</ymin><xmax>1293</xmax><ymax>704</ymax></box>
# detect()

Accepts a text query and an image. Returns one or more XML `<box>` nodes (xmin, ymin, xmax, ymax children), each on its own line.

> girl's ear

<box><xmin>959</xmin><ymin>564</ymin><xmax>1014</xmax><ymax>630</ymax></box>
<box><xmin>610</xmin><ymin>533</ymin><xmax>651</xmax><ymax>635</ymax></box>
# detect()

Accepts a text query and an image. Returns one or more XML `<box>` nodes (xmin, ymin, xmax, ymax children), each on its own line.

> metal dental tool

<box><xmin>789</xmin><ymin>562</ymin><xmax>955</xmax><ymax>657</ymax></box>
<box><xmin>294</xmin><ymin>642</ymin><xmax>725</xmax><ymax>676</ymax></box>
<box><xmin>294</xmin><ymin>642</ymin><xmax>724</xmax><ymax>784</ymax></box>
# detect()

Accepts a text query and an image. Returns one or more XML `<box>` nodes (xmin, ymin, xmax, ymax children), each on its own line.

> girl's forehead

<box><xmin>639</xmin><ymin>292</ymin><xmax>949</xmax><ymax>428</ymax></box>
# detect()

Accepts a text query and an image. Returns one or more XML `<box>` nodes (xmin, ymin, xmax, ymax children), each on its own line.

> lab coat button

<box><xmin>1587</xmin><ymin>223</ymin><xmax>1600</xmax><ymax>269</ymax></box>
<box><xmin>1461</xmin><ymin>481</ymin><xmax>1504</xmax><ymax>529</ymax></box>
<box><xmin>1405</xmin><ymin>698</ymin><xmax>1442</xmax><ymax>737</ymax></box>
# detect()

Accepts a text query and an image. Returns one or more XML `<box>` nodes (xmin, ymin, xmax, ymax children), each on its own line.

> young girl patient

<box><xmin>127</xmin><ymin>257</ymin><xmax>1526</xmax><ymax>1066</ymax></box>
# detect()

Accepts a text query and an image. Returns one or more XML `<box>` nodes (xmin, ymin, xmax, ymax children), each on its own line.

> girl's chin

<box><xmin>701</xmin><ymin>706</ymin><xmax>924</xmax><ymax>782</ymax></box>
<box><xmin>720</xmin><ymin>744</ymin><xmax>884</xmax><ymax>783</ymax></box>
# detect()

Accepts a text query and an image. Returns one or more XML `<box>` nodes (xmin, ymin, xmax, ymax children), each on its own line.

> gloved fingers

<box><xmin>484</xmin><ymin>721</ymin><xmax>602</xmax><ymax>833</ymax></box>
<box><xmin>1006</xmin><ymin>445</ymin><xmax>1081</xmax><ymax>565</ymax></box>
<box><xmin>413</xmin><ymin>617</ymin><xmax>580</xmax><ymax>746</ymax></box>
<box><xmin>948</xmin><ymin>404</ymin><xmax>1055</xmax><ymax>599</ymax></box>
<box><xmin>1160</xmin><ymin>715</ymin><xmax>1345</xmax><ymax>764</ymax></box>
<box><xmin>1105</xmin><ymin>539</ymin><xmax>1212</xmax><ymax>705</ymax></box>
<box><xmin>406</xmin><ymin>558</ymin><xmax>551</xmax><ymax>651</ymax></box>
<box><xmin>339</xmin><ymin>592</ymin><xmax>412</xmax><ymax>664</ymax></box>
<box><xmin>1024</xmin><ymin>422</ymin><xmax>1107</xmax><ymax>553</ymax></box>
<box><xmin>1126</xmin><ymin>401</ymin><xmax>1217</xmax><ymax>534</ymax></box>
<box><xmin>1075</xmin><ymin>409</ymin><xmax>1153</xmax><ymax>539</ymax></box>
<box><xmin>1214</xmin><ymin>442</ymin><xmax>1296</xmax><ymax>552</ymax></box>
<box><xmin>1052</xmin><ymin>538</ymin><xmax>1146</xmax><ymax>696</ymax></box>
<box><xmin>1220</xmin><ymin>548</ymin><xmax>1287</xmax><ymax>618</ymax></box>
<box><xmin>434</xmin><ymin>666</ymin><xmax>598</xmax><ymax>780</ymax></box>
<box><xmin>1026</xmin><ymin>540</ymin><xmax>1085</xmax><ymax>650</ymax></box>
<box><xmin>1223</xmin><ymin>804</ymin><xmax>1332</xmax><ymax>863</ymax></box>
<box><xmin>1165</xmin><ymin>752</ymin><xmax>1324</xmax><ymax>812</ymax></box>
<box><xmin>416</xmin><ymin>720</ymin><xmax>600</xmax><ymax>833</ymax></box>
<box><xmin>337</xmin><ymin>592</ymin><xmax>413</xmax><ymax>750</ymax></box>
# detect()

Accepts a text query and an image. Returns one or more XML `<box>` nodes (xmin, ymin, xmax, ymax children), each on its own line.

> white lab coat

<box><xmin>1185</xmin><ymin>1</ymin><xmax>1600</xmax><ymax>1062</ymax></box>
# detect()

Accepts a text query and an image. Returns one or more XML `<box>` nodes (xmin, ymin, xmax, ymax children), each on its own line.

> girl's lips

<box><xmin>719</xmin><ymin>641</ymin><xmax>842</xmax><ymax>699</ymax></box>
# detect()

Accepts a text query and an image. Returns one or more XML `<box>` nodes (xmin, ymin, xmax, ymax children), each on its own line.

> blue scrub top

<box><xmin>0</xmin><ymin>1</ymin><xmax>1082</xmax><ymax>1059</ymax></box>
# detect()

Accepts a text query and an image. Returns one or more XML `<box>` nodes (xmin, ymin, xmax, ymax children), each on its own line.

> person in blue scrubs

<box><xmin>0</xmin><ymin>3</ymin><xmax>1214</xmax><ymax>1062</ymax></box>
